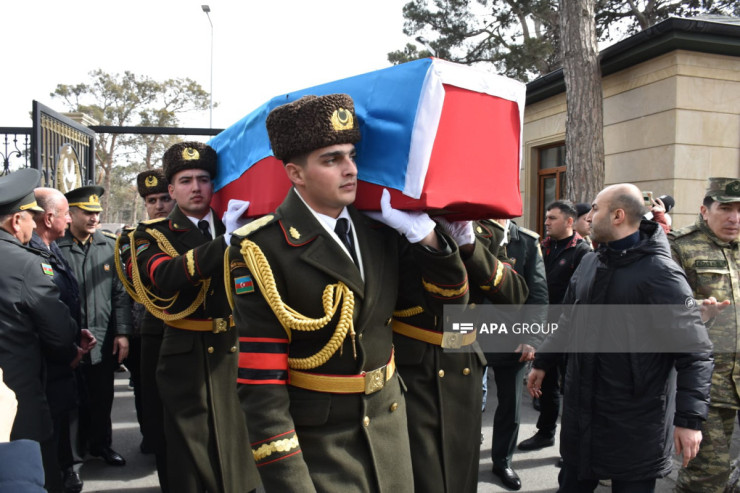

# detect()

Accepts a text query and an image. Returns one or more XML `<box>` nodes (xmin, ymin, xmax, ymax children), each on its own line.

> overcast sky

<box><xmin>3</xmin><ymin>0</ymin><xmax>413</xmax><ymax>130</ymax></box>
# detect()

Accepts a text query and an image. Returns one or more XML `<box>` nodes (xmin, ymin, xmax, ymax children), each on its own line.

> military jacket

<box><xmin>393</xmin><ymin>219</ymin><xmax>528</xmax><ymax>492</ymax></box>
<box><xmin>669</xmin><ymin>216</ymin><xmax>740</xmax><ymax>408</ymax></box>
<box><xmin>124</xmin><ymin>206</ymin><xmax>260</xmax><ymax>493</ymax></box>
<box><xmin>0</xmin><ymin>229</ymin><xmax>78</xmax><ymax>442</ymax></box>
<box><xmin>57</xmin><ymin>229</ymin><xmax>131</xmax><ymax>364</ymax></box>
<box><xmin>228</xmin><ymin>190</ymin><xmax>469</xmax><ymax>493</ymax></box>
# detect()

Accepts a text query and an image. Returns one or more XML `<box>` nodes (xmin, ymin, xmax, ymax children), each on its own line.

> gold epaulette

<box><xmin>141</xmin><ymin>217</ymin><xmax>168</xmax><ymax>225</ymax></box>
<box><xmin>233</xmin><ymin>214</ymin><xmax>275</xmax><ymax>238</ymax></box>
<box><xmin>101</xmin><ymin>231</ymin><xmax>118</xmax><ymax>240</ymax></box>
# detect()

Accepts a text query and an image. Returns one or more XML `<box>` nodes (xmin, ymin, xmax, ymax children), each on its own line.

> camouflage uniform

<box><xmin>670</xmin><ymin>178</ymin><xmax>740</xmax><ymax>493</ymax></box>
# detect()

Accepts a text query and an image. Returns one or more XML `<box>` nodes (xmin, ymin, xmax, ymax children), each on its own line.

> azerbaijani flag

<box><xmin>210</xmin><ymin>58</ymin><xmax>525</xmax><ymax>220</ymax></box>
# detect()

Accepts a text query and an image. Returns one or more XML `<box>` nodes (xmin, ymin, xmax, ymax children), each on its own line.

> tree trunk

<box><xmin>559</xmin><ymin>0</ymin><xmax>604</xmax><ymax>203</ymax></box>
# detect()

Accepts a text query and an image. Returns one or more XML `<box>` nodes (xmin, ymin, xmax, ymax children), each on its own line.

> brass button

<box><xmin>438</xmin><ymin>370</ymin><xmax>445</xmax><ymax>378</ymax></box>
<box><xmin>358</xmin><ymin>333</ymin><xmax>363</xmax><ymax>341</ymax></box>
<box><xmin>230</xmin><ymin>346</ymin><xmax>237</xmax><ymax>353</ymax></box>
<box><xmin>363</xmin><ymin>416</ymin><xmax>370</xmax><ymax>427</ymax></box>
<box><xmin>389</xmin><ymin>402</ymin><xmax>399</xmax><ymax>412</ymax></box>
<box><xmin>462</xmin><ymin>368</ymin><xmax>471</xmax><ymax>376</ymax></box>
<box><xmin>385</xmin><ymin>317</ymin><xmax>392</xmax><ymax>326</ymax></box>
<box><xmin>207</xmin><ymin>346</ymin><xmax>215</xmax><ymax>354</ymax></box>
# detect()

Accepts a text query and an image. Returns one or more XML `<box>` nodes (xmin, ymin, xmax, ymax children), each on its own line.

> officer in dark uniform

<box><xmin>392</xmin><ymin>217</ymin><xmax>529</xmax><ymax>492</ymax></box>
<box><xmin>227</xmin><ymin>94</ymin><xmax>470</xmax><ymax>492</ymax></box>
<box><xmin>0</xmin><ymin>169</ymin><xmax>80</xmax><ymax>489</ymax></box>
<box><xmin>123</xmin><ymin>143</ymin><xmax>259</xmax><ymax>493</ymax></box>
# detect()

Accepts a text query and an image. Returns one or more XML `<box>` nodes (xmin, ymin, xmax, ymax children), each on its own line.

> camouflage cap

<box><xmin>65</xmin><ymin>185</ymin><xmax>105</xmax><ymax>212</ymax></box>
<box><xmin>163</xmin><ymin>142</ymin><xmax>217</xmax><ymax>183</ymax></box>
<box><xmin>705</xmin><ymin>177</ymin><xmax>740</xmax><ymax>203</ymax></box>
<box><xmin>266</xmin><ymin>94</ymin><xmax>361</xmax><ymax>162</ymax></box>
<box><xmin>136</xmin><ymin>169</ymin><xmax>169</xmax><ymax>198</ymax></box>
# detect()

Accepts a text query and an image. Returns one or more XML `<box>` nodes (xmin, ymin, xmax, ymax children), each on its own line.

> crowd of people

<box><xmin>0</xmin><ymin>92</ymin><xmax>737</xmax><ymax>493</ymax></box>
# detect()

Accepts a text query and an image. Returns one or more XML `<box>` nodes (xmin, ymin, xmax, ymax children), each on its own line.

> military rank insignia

<box><xmin>234</xmin><ymin>275</ymin><xmax>255</xmax><ymax>295</ymax></box>
<box><xmin>41</xmin><ymin>263</ymin><xmax>54</xmax><ymax>276</ymax></box>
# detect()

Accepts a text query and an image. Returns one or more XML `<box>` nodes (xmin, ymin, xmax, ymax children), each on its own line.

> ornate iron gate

<box><xmin>32</xmin><ymin>100</ymin><xmax>96</xmax><ymax>192</ymax></box>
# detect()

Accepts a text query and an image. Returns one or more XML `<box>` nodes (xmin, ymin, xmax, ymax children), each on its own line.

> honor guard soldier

<box><xmin>393</xmin><ymin>218</ymin><xmax>528</xmax><ymax>492</ymax></box>
<box><xmin>227</xmin><ymin>94</ymin><xmax>470</xmax><ymax>492</ymax></box>
<box><xmin>122</xmin><ymin>143</ymin><xmax>259</xmax><ymax>493</ymax></box>
<box><xmin>0</xmin><ymin>169</ymin><xmax>80</xmax><ymax>488</ymax></box>
<box><xmin>124</xmin><ymin>169</ymin><xmax>174</xmax><ymax>490</ymax></box>
<box><xmin>671</xmin><ymin>178</ymin><xmax>740</xmax><ymax>493</ymax></box>
<box><xmin>57</xmin><ymin>185</ymin><xmax>132</xmax><ymax>467</ymax></box>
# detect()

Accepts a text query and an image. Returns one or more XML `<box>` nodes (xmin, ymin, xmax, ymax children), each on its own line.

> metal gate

<box><xmin>32</xmin><ymin>100</ymin><xmax>96</xmax><ymax>193</ymax></box>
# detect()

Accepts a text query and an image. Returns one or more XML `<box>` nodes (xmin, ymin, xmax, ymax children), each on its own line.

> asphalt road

<box><xmin>80</xmin><ymin>370</ymin><xmax>737</xmax><ymax>492</ymax></box>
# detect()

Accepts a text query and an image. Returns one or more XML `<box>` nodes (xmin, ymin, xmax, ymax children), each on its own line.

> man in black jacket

<box><xmin>528</xmin><ymin>183</ymin><xmax>713</xmax><ymax>492</ymax></box>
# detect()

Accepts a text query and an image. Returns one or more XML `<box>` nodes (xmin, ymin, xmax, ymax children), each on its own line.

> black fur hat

<box><xmin>266</xmin><ymin>94</ymin><xmax>361</xmax><ymax>162</ymax></box>
<box><xmin>136</xmin><ymin>169</ymin><xmax>169</xmax><ymax>198</ymax></box>
<box><xmin>163</xmin><ymin>142</ymin><xmax>217</xmax><ymax>182</ymax></box>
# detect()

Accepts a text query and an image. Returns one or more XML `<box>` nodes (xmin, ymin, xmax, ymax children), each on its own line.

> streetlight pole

<box><xmin>415</xmin><ymin>36</ymin><xmax>436</xmax><ymax>57</ymax></box>
<box><xmin>201</xmin><ymin>5</ymin><xmax>213</xmax><ymax>128</ymax></box>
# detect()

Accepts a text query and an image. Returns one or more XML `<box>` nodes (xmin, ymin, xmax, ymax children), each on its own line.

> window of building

<box><xmin>537</xmin><ymin>143</ymin><xmax>566</xmax><ymax>236</ymax></box>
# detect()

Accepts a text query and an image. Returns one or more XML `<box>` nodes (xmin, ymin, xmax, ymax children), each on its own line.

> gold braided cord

<box><xmin>252</xmin><ymin>435</ymin><xmax>300</xmax><ymax>462</ymax></box>
<box><xmin>393</xmin><ymin>306</ymin><xmax>424</xmax><ymax>318</ymax></box>
<box><xmin>239</xmin><ymin>238</ymin><xmax>356</xmax><ymax>370</ymax></box>
<box><xmin>422</xmin><ymin>278</ymin><xmax>468</xmax><ymax>298</ymax></box>
<box><xmin>114</xmin><ymin>232</ymin><xmax>141</xmax><ymax>303</ymax></box>
<box><xmin>127</xmin><ymin>229</ymin><xmax>211</xmax><ymax>321</ymax></box>
<box><xmin>225</xmin><ymin>249</ymin><xmax>235</xmax><ymax>310</ymax></box>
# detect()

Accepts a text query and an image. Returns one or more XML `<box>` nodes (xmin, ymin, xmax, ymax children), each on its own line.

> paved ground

<box><xmin>81</xmin><ymin>370</ymin><xmax>737</xmax><ymax>492</ymax></box>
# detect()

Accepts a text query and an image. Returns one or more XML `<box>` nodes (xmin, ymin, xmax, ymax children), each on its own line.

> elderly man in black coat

<box><xmin>528</xmin><ymin>183</ymin><xmax>714</xmax><ymax>492</ymax></box>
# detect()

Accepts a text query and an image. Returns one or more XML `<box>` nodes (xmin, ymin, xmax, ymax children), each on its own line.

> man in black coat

<box><xmin>528</xmin><ymin>183</ymin><xmax>713</xmax><ymax>492</ymax></box>
<box><xmin>0</xmin><ymin>170</ymin><xmax>81</xmax><ymax>490</ymax></box>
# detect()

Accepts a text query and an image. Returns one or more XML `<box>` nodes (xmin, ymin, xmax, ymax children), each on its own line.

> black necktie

<box><xmin>198</xmin><ymin>220</ymin><xmax>212</xmax><ymax>240</ymax></box>
<box><xmin>335</xmin><ymin>218</ymin><xmax>358</xmax><ymax>266</ymax></box>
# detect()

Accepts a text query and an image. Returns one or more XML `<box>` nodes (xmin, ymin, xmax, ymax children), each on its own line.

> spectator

<box><xmin>57</xmin><ymin>186</ymin><xmax>132</xmax><ymax>467</ymax></box>
<box><xmin>518</xmin><ymin>200</ymin><xmax>590</xmax><ymax>454</ymax></box>
<box><xmin>574</xmin><ymin>202</ymin><xmax>593</xmax><ymax>247</ymax></box>
<box><xmin>31</xmin><ymin>188</ymin><xmax>96</xmax><ymax>493</ymax></box>
<box><xmin>670</xmin><ymin>178</ymin><xmax>740</xmax><ymax>492</ymax></box>
<box><xmin>528</xmin><ymin>183</ymin><xmax>713</xmax><ymax>492</ymax></box>
<box><xmin>0</xmin><ymin>170</ymin><xmax>80</xmax><ymax>487</ymax></box>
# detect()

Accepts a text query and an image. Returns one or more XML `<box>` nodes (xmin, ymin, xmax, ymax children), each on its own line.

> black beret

<box><xmin>0</xmin><ymin>168</ymin><xmax>43</xmax><ymax>215</ymax></box>
<box><xmin>137</xmin><ymin>169</ymin><xmax>169</xmax><ymax>198</ymax></box>
<box><xmin>163</xmin><ymin>142</ymin><xmax>217</xmax><ymax>183</ymax></box>
<box><xmin>65</xmin><ymin>185</ymin><xmax>105</xmax><ymax>212</ymax></box>
<box><xmin>575</xmin><ymin>202</ymin><xmax>591</xmax><ymax>218</ymax></box>
<box><xmin>266</xmin><ymin>94</ymin><xmax>361</xmax><ymax>162</ymax></box>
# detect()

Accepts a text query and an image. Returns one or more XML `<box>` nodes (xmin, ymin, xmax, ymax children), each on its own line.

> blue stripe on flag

<box><xmin>209</xmin><ymin>58</ymin><xmax>433</xmax><ymax>193</ymax></box>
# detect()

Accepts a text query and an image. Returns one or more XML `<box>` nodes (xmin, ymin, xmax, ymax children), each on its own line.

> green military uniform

<box><xmin>670</xmin><ymin>177</ymin><xmax>740</xmax><ymax>493</ymax></box>
<box><xmin>393</xmin><ymin>219</ymin><xmax>529</xmax><ymax>492</ymax></box>
<box><xmin>228</xmin><ymin>190</ymin><xmax>469</xmax><ymax>493</ymax></box>
<box><xmin>121</xmin><ymin>204</ymin><xmax>259</xmax><ymax>493</ymax></box>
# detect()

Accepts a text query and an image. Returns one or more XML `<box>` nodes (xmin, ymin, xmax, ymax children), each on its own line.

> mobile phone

<box><xmin>642</xmin><ymin>191</ymin><xmax>653</xmax><ymax>206</ymax></box>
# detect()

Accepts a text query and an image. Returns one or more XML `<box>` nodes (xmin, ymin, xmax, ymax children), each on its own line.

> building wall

<box><xmin>521</xmin><ymin>49</ymin><xmax>740</xmax><ymax>231</ymax></box>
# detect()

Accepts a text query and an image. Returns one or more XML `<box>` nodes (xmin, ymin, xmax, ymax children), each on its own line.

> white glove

<box><xmin>434</xmin><ymin>217</ymin><xmax>475</xmax><ymax>246</ymax></box>
<box><xmin>222</xmin><ymin>199</ymin><xmax>250</xmax><ymax>245</ymax></box>
<box><xmin>366</xmin><ymin>189</ymin><xmax>435</xmax><ymax>244</ymax></box>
